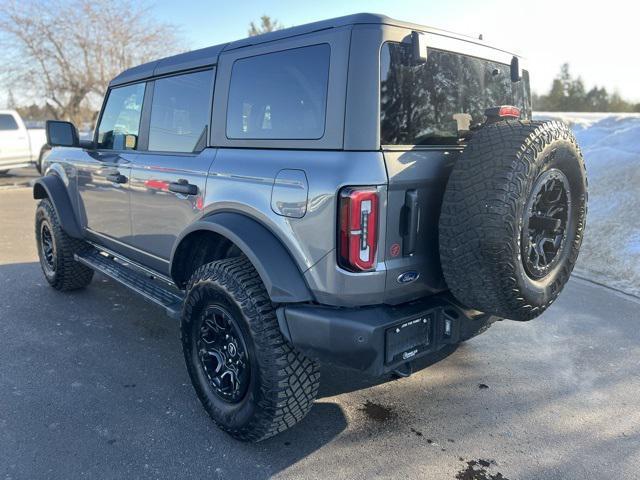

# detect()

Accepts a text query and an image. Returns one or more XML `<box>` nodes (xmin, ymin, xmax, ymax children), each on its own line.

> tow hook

<box><xmin>391</xmin><ymin>362</ymin><xmax>413</xmax><ymax>379</ymax></box>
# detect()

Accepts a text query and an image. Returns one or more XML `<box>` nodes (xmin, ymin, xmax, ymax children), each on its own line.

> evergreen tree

<box><xmin>535</xmin><ymin>63</ymin><xmax>635</xmax><ymax>112</ymax></box>
<box><xmin>248</xmin><ymin>16</ymin><xmax>284</xmax><ymax>36</ymax></box>
<box><xmin>585</xmin><ymin>87</ymin><xmax>609</xmax><ymax>111</ymax></box>
<box><xmin>568</xmin><ymin>76</ymin><xmax>586</xmax><ymax>111</ymax></box>
<box><xmin>609</xmin><ymin>92</ymin><xmax>632</xmax><ymax>113</ymax></box>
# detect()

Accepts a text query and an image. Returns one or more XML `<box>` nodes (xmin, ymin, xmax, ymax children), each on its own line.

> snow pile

<box><xmin>535</xmin><ymin>112</ymin><xmax>640</xmax><ymax>296</ymax></box>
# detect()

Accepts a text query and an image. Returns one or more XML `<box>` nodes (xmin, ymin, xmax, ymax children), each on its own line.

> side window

<box><xmin>148</xmin><ymin>69</ymin><xmax>213</xmax><ymax>153</ymax></box>
<box><xmin>0</xmin><ymin>114</ymin><xmax>19</xmax><ymax>131</ymax></box>
<box><xmin>226</xmin><ymin>44</ymin><xmax>330</xmax><ymax>140</ymax></box>
<box><xmin>97</xmin><ymin>83</ymin><xmax>145</xmax><ymax>150</ymax></box>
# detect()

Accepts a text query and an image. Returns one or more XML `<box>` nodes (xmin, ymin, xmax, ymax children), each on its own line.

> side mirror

<box><xmin>46</xmin><ymin>120</ymin><xmax>79</xmax><ymax>147</ymax></box>
<box><xmin>510</xmin><ymin>56</ymin><xmax>522</xmax><ymax>82</ymax></box>
<box><xmin>411</xmin><ymin>31</ymin><xmax>428</xmax><ymax>64</ymax></box>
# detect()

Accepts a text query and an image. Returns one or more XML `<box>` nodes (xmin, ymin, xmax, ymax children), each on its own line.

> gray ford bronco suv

<box><xmin>34</xmin><ymin>13</ymin><xmax>587</xmax><ymax>441</ymax></box>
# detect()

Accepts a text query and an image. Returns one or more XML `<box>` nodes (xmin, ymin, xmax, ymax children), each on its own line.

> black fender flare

<box><xmin>171</xmin><ymin>212</ymin><xmax>313</xmax><ymax>304</ymax></box>
<box><xmin>33</xmin><ymin>175</ymin><xmax>83</xmax><ymax>238</ymax></box>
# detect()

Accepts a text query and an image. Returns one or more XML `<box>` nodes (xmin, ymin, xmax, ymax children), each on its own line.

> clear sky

<box><xmin>153</xmin><ymin>0</ymin><xmax>639</xmax><ymax>101</ymax></box>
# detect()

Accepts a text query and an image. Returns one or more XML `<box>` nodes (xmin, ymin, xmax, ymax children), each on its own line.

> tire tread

<box><xmin>439</xmin><ymin>120</ymin><xmax>587</xmax><ymax>321</ymax></box>
<box><xmin>182</xmin><ymin>256</ymin><xmax>320</xmax><ymax>442</ymax></box>
<box><xmin>36</xmin><ymin>198</ymin><xmax>93</xmax><ymax>291</ymax></box>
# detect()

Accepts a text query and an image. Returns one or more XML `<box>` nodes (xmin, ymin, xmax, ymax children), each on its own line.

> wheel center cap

<box><xmin>227</xmin><ymin>343</ymin><xmax>237</xmax><ymax>357</ymax></box>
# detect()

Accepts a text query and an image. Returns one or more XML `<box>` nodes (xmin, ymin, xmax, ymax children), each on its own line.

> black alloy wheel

<box><xmin>39</xmin><ymin>221</ymin><xmax>56</xmax><ymax>274</ymax></box>
<box><xmin>522</xmin><ymin>168</ymin><xmax>572</xmax><ymax>279</ymax></box>
<box><xmin>197</xmin><ymin>304</ymin><xmax>250</xmax><ymax>403</ymax></box>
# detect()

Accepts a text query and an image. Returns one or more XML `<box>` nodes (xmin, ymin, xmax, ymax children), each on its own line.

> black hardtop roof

<box><xmin>109</xmin><ymin>13</ymin><xmax>516</xmax><ymax>87</ymax></box>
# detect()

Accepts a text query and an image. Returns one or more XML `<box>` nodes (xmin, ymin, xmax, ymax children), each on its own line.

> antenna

<box><xmin>478</xmin><ymin>34</ymin><xmax>483</xmax><ymax>40</ymax></box>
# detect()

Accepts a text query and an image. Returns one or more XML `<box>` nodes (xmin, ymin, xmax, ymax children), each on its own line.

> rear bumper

<box><xmin>277</xmin><ymin>294</ymin><xmax>498</xmax><ymax>376</ymax></box>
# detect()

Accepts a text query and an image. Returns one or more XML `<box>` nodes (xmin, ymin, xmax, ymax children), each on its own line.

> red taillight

<box><xmin>338</xmin><ymin>187</ymin><xmax>379</xmax><ymax>271</ymax></box>
<box><xmin>485</xmin><ymin>105</ymin><xmax>521</xmax><ymax>120</ymax></box>
<box><xmin>498</xmin><ymin>105</ymin><xmax>521</xmax><ymax>118</ymax></box>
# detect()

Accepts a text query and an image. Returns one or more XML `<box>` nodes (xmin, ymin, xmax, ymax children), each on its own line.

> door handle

<box><xmin>168</xmin><ymin>179</ymin><xmax>198</xmax><ymax>195</ymax></box>
<box><xmin>402</xmin><ymin>189</ymin><xmax>420</xmax><ymax>256</ymax></box>
<box><xmin>106</xmin><ymin>173</ymin><xmax>127</xmax><ymax>184</ymax></box>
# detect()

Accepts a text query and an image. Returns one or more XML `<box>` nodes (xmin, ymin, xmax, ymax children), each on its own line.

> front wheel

<box><xmin>35</xmin><ymin>198</ymin><xmax>94</xmax><ymax>290</ymax></box>
<box><xmin>181</xmin><ymin>256</ymin><xmax>320</xmax><ymax>442</ymax></box>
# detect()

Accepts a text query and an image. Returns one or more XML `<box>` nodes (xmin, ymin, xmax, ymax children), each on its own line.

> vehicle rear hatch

<box><xmin>382</xmin><ymin>149</ymin><xmax>456</xmax><ymax>304</ymax></box>
<box><xmin>379</xmin><ymin>40</ymin><xmax>531</xmax><ymax>304</ymax></box>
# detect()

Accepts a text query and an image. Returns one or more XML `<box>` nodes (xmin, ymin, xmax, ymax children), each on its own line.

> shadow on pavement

<box><xmin>0</xmin><ymin>261</ymin><xmax>349</xmax><ymax>479</ymax></box>
<box><xmin>317</xmin><ymin>344</ymin><xmax>460</xmax><ymax>399</ymax></box>
<box><xmin>0</xmin><ymin>167</ymin><xmax>39</xmax><ymax>189</ymax></box>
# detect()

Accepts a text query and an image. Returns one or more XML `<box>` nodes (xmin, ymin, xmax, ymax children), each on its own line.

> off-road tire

<box><xmin>181</xmin><ymin>256</ymin><xmax>320</xmax><ymax>442</ymax></box>
<box><xmin>35</xmin><ymin>198</ymin><xmax>94</xmax><ymax>290</ymax></box>
<box><xmin>439</xmin><ymin>120</ymin><xmax>587</xmax><ymax>321</ymax></box>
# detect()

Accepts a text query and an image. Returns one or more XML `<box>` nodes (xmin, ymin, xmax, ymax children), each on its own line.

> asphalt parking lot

<box><xmin>0</xmin><ymin>167</ymin><xmax>39</xmax><ymax>189</ymax></box>
<box><xmin>1</xmin><ymin>182</ymin><xmax>639</xmax><ymax>480</ymax></box>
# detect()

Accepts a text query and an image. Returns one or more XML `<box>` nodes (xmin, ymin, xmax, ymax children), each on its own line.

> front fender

<box><xmin>171</xmin><ymin>212</ymin><xmax>313</xmax><ymax>304</ymax></box>
<box><xmin>33</xmin><ymin>175</ymin><xmax>83</xmax><ymax>238</ymax></box>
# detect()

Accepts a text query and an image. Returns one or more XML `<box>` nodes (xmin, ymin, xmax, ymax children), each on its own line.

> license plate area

<box><xmin>385</xmin><ymin>313</ymin><xmax>433</xmax><ymax>364</ymax></box>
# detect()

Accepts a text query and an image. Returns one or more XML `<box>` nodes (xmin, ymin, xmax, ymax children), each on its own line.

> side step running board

<box><xmin>75</xmin><ymin>249</ymin><xmax>184</xmax><ymax>319</ymax></box>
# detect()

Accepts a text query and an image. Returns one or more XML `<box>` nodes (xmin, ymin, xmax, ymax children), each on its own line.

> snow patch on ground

<box><xmin>534</xmin><ymin>112</ymin><xmax>640</xmax><ymax>296</ymax></box>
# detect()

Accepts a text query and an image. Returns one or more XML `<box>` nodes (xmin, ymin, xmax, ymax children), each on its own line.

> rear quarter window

<box><xmin>226</xmin><ymin>44</ymin><xmax>330</xmax><ymax>140</ymax></box>
<box><xmin>380</xmin><ymin>42</ymin><xmax>530</xmax><ymax>146</ymax></box>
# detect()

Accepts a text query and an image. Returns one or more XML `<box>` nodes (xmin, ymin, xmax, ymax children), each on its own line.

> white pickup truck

<box><xmin>0</xmin><ymin>110</ymin><xmax>48</xmax><ymax>175</ymax></box>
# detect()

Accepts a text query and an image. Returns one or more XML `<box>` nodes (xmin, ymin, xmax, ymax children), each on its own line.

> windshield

<box><xmin>380</xmin><ymin>42</ymin><xmax>531</xmax><ymax>146</ymax></box>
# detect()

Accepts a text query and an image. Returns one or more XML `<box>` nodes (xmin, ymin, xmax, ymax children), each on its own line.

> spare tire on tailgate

<box><xmin>439</xmin><ymin>120</ymin><xmax>587</xmax><ymax>321</ymax></box>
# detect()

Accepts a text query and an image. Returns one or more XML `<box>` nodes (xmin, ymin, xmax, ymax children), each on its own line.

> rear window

<box><xmin>226</xmin><ymin>44</ymin><xmax>330</xmax><ymax>140</ymax></box>
<box><xmin>0</xmin><ymin>114</ymin><xmax>19</xmax><ymax>131</ymax></box>
<box><xmin>380</xmin><ymin>42</ymin><xmax>531</xmax><ymax>146</ymax></box>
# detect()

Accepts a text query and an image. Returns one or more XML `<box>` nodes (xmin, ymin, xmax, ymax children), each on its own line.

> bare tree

<box><xmin>0</xmin><ymin>0</ymin><xmax>183</xmax><ymax>125</ymax></box>
<box><xmin>248</xmin><ymin>15</ymin><xmax>284</xmax><ymax>37</ymax></box>
<box><xmin>6</xmin><ymin>90</ymin><xmax>17</xmax><ymax>109</ymax></box>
